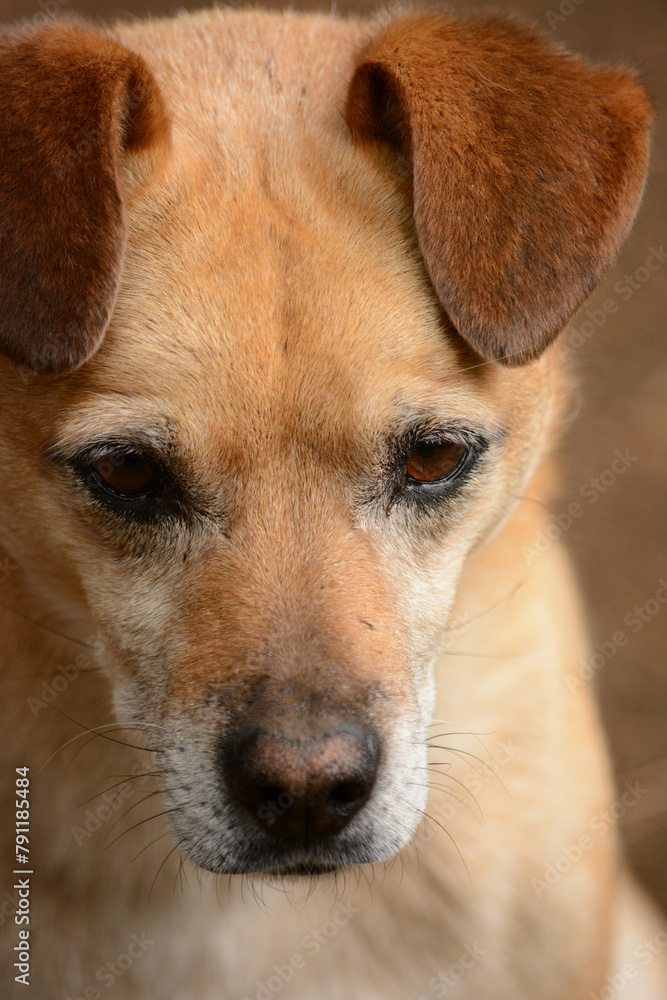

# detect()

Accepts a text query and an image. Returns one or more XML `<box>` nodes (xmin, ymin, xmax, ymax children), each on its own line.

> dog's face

<box><xmin>0</xmin><ymin>13</ymin><xmax>651</xmax><ymax>875</ymax></box>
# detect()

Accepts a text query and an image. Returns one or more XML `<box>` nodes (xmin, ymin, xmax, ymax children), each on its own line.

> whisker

<box><xmin>175</xmin><ymin>854</ymin><xmax>189</xmax><ymax>895</ymax></box>
<box><xmin>358</xmin><ymin>864</ymin><xmax>373</xmax><ymax>894</ymax></box>
<box><xmin>104</xmin><ymin>789</ymin><xmax>166</xmax><ymax>838</ymax></box>
<box><xmin>442</xmin><ymin>580</ymin><xmax>526</xmax><ymax>637</ymax></box>
<box><xmin>104</xmin><ymin>806</ymin><xmax>183</xmax><ymax>850</ymax></box>
<box><xmin>70</xmin><ymin>730</ymin><xmax>110</xmax><ymax>764</ymax></box>
<box><xmin>417</xmin><ymin>760</ymin><xmax>483</xmax><ymax>806</ymax></box>
<box><xmin>39</xmin><ymin>710</ymin><xmax>165</xmax><ymax>770</ymax></box>
<box><xmin>148</xmin><ymin>840</ymin><xmax>184</xmax><ymax>900</ymax></box>
<box><xmin>420</xmin><ymin>810</ymin><xmax>471</xmax><ymax>881</ymax></box>
<box><xmin>108</xmin><ymin>785</ymin><xmax>186</xmax><ymax>839</ymax></box>
<box><xmin>425</xmin><ymin>726</ymin><xmax>497</xmax><ymax>762</ymax></box>
<box><xmin>512</xmin><ymin>494</ymin><xmax>554</xmax><ymax>515</ymax></box>
<box><xmin>75</xmin><ymin>772</ymin><xmax>165</xmax><ymax>808</ymax></box>
<box><xmin>431</xmin><ymin>746</ymin><xmax>508</xmax><ymax>792</ymax></box>
<box><xmin>215</xmin><ymin>873</ymin><xmax>224</xmax><ymax>911</ymax></box>
<box><xmin>3</xmin><ymin>667</ymin><xmax>102</xmax><ymax>681</ymax></box>
<box><xmin>408</xmin><ymin>779</ymin><xmax>482</xmax><ymax>822</ymax></box>
<box><xmin>425</xmin><ymin>729</ymin><xmax>495</xmax><ymax>743</ymax></box>
<box><xmin>0</xmin><ymin>597</ymin><xmax>98</xmax><ymax>649</ymax></box>
<box><xmin>130</xmin><ymin>830</ymin><xmax>173</xmax><ymax>864</ymax></box>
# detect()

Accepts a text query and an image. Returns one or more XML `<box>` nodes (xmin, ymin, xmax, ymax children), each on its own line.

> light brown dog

<box><xmin>0</xmin><ymin>7</ymin><xmax>663</xmax><ymax>999</ymax></box>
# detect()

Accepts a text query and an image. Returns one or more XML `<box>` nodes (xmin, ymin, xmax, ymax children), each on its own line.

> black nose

<box><xmin>222</xmin><ymin>724</ymin><xmax>380</xmax><ymax>843</ymax></box>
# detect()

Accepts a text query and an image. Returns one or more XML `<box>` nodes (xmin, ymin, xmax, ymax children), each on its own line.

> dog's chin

<box><xmin>176</xmin><ymin>822</ymin><xmax>407</xmax><ymax>878</ymax></box>
<box><xmin>187</xmin><ymin>841</ymin><xmax>391</xmax><ymax>878</ymax></box>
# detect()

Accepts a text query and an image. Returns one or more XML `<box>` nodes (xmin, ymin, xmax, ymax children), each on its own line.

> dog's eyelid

<box><xmin>392</xmin><ymin>406</ymin><xmax>505</xmax><ymax>437</ymax></box>
<box><xmin>392</xmin><ymin>421</ymin><xmax>498</xmax><ymax>456</ymax></box>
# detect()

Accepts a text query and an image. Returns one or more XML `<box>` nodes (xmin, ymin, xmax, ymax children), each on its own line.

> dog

<box><xmin>0</xmin><ymin>6</ymin><xmax>664</xmax><ymax>999</ymax></box>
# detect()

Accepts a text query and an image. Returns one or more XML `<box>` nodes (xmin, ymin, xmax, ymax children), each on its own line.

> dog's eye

<box><xmin>88</xmin><ymin>451</ymin><xmax>161</xmax><ymax>498</ymax></box>
<box><xmin>406</xmin><ymin>440</ymin><xmax>467</xmax><ymax>483</ymax></box>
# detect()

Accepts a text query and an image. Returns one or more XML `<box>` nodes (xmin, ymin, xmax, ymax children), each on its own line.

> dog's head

<box><xmin>0</xmin><ymin>12</ymin><xmax>651</xmax><ymax>875</ymax></box>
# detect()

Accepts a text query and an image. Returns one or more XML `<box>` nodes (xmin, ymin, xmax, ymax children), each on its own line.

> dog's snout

<box><xmin>223</xmin><ymin>724</ymin><xmax>380</xmax><ymax>842</ymax></box>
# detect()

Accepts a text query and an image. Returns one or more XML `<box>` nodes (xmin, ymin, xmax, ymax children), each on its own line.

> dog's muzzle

<box><xmin>161</xmin><ymin>678</ymin><xmax>424</xmax><ymax>875</ymax></box>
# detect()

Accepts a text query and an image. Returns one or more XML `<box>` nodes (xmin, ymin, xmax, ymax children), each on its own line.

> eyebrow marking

<box><xmin>45</xmin><ymin>421</ymin><xmax>176</xmax><ymax>465</ymax></box>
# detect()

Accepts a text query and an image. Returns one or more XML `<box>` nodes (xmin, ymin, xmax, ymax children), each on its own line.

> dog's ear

<box><xmin>0</xmin><ymin>23</ymin><xmax>170</xmax><ymax>373</ymax></box>
<box><xmin>345</xmin><ymin>14</ymin><xmax>653</xmax><ymax>365</ymax></box>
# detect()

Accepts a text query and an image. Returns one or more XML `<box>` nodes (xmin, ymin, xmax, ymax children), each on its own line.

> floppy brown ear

<box><xmin>345</xmin><ymin>14</ymin><xmax>653</xmax><ymax>365</ymax></box>
<box><xmin>0</xmin><ymin>23</ymin><xmax>170</xmax><ymax>373</ymax></box>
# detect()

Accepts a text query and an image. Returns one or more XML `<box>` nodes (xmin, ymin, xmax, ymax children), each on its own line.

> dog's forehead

<box><xmin>86</xmin><ymin>164</ymin><xmax>507</xmax><ymax>449</ymax></box>
<box><xmin>60</xmin><ymin>9</ymin><xmax>543</xmax><ymax>450</ymax></box>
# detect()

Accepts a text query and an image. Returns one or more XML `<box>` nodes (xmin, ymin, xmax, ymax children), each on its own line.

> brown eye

<box><xmin>89</xmin><ymin>451</ymin><xmax>161</xmax><ymax>498</ymax></box>
<box><xmin>406</xmin><ymin>440</ymin><xmax>467</xmax><ymax>483</ymax></box>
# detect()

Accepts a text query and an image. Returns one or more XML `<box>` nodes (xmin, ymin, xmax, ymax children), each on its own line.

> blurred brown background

<box><xmin>1</xmin><ymin>0</ymin><xmax>664</xmax><ymax>910</ymax></box>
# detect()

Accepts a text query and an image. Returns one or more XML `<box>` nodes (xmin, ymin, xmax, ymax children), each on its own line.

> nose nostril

<box><xmin>328</xmin><ymin>779</ymin><xmax>371</xmax><ymax>810</ymax></box>
<box><xmin>256</xmin><ymin>785</ymin><xmax>283</xmax><ymax>804</ymax></box>
<box><xmin>249</xmin><ymin>785</ymin><xmax>286</xmax><ymax>811</ymax></box>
